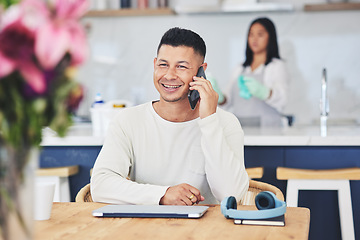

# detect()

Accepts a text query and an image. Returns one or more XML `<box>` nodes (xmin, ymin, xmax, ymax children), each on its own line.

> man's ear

<box><xmin>154</xmin><ymin>58</ymin><xmax>157</xmax><ymax>69</ymax></box>
<box><xmin>202</xmin><ymin>62</ymin><xmax>208</xmax><ymax>71</ymax></box>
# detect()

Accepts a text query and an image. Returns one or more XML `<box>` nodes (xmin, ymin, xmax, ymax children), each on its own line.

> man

<box><xmin>91</xmin><ymin>27</ymin><xmax>249</xmax><ymax>205</ymax></box>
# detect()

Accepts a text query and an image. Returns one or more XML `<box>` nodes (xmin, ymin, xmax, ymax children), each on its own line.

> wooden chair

<box><xmin>239</xmin><ymin>179</ymin><xmax>284</xmax><ymax>206</ymax></box>
<box><xmin>75</xmin><ymin>180</ymin><xmax>284</xmax><ymax>205</ymax></box>
<box><xmin>75</xmin><ymin>183</ymin><xmax>93</xmax><ymax>202</ymax></box>
<box><xmin>36</xmin><ymin>165</ymin><xmax>79</xmax><ymax>202</ymax></box>
<box><xmin>245</xmin><ymin>167</ymin><xmax>264</xmax><ymax>179</ymax></box>
<box><xmin>277</xmin><ymin>167</ymin><xmax>360</xmax><ymax>240</ymax></box>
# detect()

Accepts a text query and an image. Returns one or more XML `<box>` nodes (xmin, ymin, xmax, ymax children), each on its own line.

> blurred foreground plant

<box><xmin>0</xmin><ymin>0</ymin><xmax>89</xmax><ymax>239</ymax></box>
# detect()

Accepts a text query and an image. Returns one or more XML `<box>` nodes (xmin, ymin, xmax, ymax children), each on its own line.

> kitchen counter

<box><xmin>243</xmin><ymin>125</ymin><xmax>360</xmax><ymax>146</ymax></box>
<box><xmin>41</xmin><ymin>123</ymin><xmax>360</xmax><ymax>147</ymax></box>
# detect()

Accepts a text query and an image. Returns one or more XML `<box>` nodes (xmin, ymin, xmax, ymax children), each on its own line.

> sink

<box><xmin>312</xmin><ymin>118</ymin><xmax>358</xmax><ymax>126</ymax></box>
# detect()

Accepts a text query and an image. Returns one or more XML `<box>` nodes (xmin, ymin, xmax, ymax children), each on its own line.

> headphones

<box><xmin>221</xmin><ymin>191</ymin><xmax>286</xmax><ymax>220</ymax></box>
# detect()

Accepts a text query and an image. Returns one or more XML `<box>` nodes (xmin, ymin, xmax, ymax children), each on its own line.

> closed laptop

<box><xmin>92</xmin><ymin>205</ymin><xmax>209</xmax><ymax>219</ymax></box>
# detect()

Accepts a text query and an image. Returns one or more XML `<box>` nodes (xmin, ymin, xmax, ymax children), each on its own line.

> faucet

<box><xmin>320</xmin><ymin>68</ymin><xmax>329</xmax><ymax>136</ymax></box>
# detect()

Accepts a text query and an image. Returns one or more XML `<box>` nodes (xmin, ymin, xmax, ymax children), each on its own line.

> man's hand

<box><xmin>159</xmin><ymin>183</ymin><xmax>205</xmax><ymax>205</ymax></box>
<box><xmin>189</xmin><ymin>76</ymin><xmax>218</xmax><ymax>119</ymax></box>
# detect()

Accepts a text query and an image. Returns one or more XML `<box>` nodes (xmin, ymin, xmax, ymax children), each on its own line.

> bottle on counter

<box><xmin>108</xmin><ymin>0</ymin><xmax>120</xmax><ymax>9</ymax></box>
<box><xmin>92</xmin><ymin>93</ymin><xmax>105</xmax><ymax>108</ymax></box>
<box><xmin>138</xmin><ymin>0</ymin><xmax>148</xmax><ymax>9</ymax></box>
<box><xmin>93</xmin><ymin>0</ymin><xmax>107</xmax><ymax>10</ymax></box>
<box><xmin>90</xmin><ymin>93</ymin><xmax>105</xmax><ymax>137</ymax></box>
<box><xmin>158</xmin><ymin>0</ymin><xmax>168</xmax><ymax>8</ymax></box>
<box><xmin>121</xmin><ymin>0</ymin><xmax>131</xmax><ymax>8</ymax></box>
<box><xmin>148</xmin><ymin>0</ymin><xmax>157</xmax><ymax>9</ymax></box>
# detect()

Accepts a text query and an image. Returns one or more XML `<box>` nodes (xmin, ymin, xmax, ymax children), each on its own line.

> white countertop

<box><xmin>243</xmin><ymin>126</ymin><xmax>360</xmax><ymax>146</ymax></box>
<box><xmin>40</xmin><ymin>123</ymin><xmax>360</xmax><ymax>147</ymax></box>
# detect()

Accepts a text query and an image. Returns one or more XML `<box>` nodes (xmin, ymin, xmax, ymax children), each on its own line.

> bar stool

<box><xmin>36</xmin><ymin>165</ymin><xmax>79</xmax><ymax>202</ymax></box>
<box><xmin>245</xmin><ymin>167</ymin><xmax>264</xmax><ymax>179</ymax></box>
<box><xmin>277</xmin><ymin>167</ymin><xmax>360</xmax><ymax>240</ymax></box>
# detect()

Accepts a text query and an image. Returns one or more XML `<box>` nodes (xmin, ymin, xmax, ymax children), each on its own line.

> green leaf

<box><xmin>0</xmin><ymin>0</ymin><xmax>20</xmax><ymax>8</ymax></box>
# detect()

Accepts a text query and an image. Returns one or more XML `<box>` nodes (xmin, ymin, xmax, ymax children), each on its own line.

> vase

<box><xmin>0</xmin><ymin>143</ymin><xmax>38</xmax><ymax>240</ymax></box>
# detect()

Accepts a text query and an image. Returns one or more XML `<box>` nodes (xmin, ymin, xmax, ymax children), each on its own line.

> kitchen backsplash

<box><xmin>76</xmin><ymin>8</ymin><xmax>360</xmax><ymax>126</ymax></box>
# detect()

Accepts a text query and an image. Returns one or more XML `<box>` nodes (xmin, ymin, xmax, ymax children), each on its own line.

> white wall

<box><xmin>77</xmin><ymin>7</ymin><xmax>360</xmax><ymax>126</ymax></box>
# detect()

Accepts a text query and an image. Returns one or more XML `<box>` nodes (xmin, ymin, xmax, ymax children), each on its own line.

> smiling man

<box><xmin>91</xmin><ymin>27</ymin><xmax>249</xmax><ymax>205</ymax></box>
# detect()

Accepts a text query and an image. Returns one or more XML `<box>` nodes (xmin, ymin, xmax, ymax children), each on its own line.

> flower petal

<box><xmin>1</xmin><ymin>4</ymin><xmax>22</xmax><ymax>29</ymax></box>
<box><xmin>0</xmin><ymin>20</ymin><xmax>35</xmax><ymax>62</ymax></box>
<box><xmin>35</xmin><ymin>22</ymin><xmax>70</xmax><ymax>69</ymax></box>
<box><xmin>0</xmin><ymin>51</ymin><xmax>16</xmax><ymax>77</ymax></box>
<box><xmin>55</xmin><ymin>0</ymin><xmax>89</xmax><ymax>19</ymax></box>
<box><xmin>67</xmin><ymin>22</ymin><xmax>88</xmax><ymax>66</ymax></box>
<box><xmin>20</xmin><ymin>0</ymin><xmax>50</xmax><ymax>31</ymax></box>
<box><xmin>18</xmin><ymin>61</ymin><xmax>46</xmax><ymax>93</ymax></box>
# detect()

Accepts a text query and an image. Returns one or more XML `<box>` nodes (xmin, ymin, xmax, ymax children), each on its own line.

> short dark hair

<box><xmin>157</xmin><ymin>27</ymin><xmax>206</xmax><ymax>60</ymax></box>
<box><xmin>243</xmin><ymin>17</ymin><xmax>280</xmax><ymax>67</ymax></box>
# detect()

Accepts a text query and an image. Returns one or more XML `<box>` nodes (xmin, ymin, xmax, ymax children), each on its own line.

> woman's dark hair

<box><xmin>243</xmin><ymin>17</ymin><xmax>280</xmax><ymax>67</ymax></box>
<box><xmin>157</xmin><ymin>27</ymin><xmax>206</xmax><ymax>60</ymax></box>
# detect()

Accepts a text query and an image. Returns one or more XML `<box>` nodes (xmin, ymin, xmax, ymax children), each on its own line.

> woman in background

<box><xmin>213</xmin><ymin>17</ymin><xmax>289</xmax><ymax>127</ymax></box>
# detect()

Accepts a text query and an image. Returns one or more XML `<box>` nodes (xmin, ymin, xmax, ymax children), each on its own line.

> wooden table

<box><xmin>35</xmin><ymin>203</ymin><xmax>310</xmax><ymax>240</ymax></box>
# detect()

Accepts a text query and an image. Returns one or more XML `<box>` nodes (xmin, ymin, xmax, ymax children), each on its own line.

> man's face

<box><xmin>153</xmin><ymin>45</ymin><xmax>203</xmax><ymax>105</ymax></box>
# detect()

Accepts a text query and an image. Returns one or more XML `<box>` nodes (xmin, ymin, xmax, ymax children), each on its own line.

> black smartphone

<box><xmin>188</xmin><ymin>66</ymin><xmax>206</xmax><ymax>110</ymax></box>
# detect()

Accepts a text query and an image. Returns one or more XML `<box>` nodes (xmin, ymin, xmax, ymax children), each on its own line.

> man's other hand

<box><xmin>159</xmin><ymin>183</ymin><xmax>205</xmax><ymax>205</ymax></box>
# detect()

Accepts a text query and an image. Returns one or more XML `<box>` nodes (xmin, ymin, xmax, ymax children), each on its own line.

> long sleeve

<box><xmin>198</xmin><ymin>109</ymin><xmax>249</xmax><ymax>202</ymax></box>
<box><xmin>91</xmin><ymin>102</ymin><xmax>248</xmax><ymax>205</ymax></box>
<box><xmin>90</xmin><ymin>111</ymin><xmax>169</xmax><ymax>205</ymax></box>
<box><xmin>264</xmin><ymin>59</ymin><xmax>289</xmax><ymax>113</ymax></box>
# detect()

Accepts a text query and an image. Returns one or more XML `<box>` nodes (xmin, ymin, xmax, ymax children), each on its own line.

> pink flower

<box><xmin>35</xmin><ymin>0</ymin><xmax>89</xmax><ymax>69</ymax></box>
<box><xmin>1</xmin><ymin>0</ymin><xmax>49</xmax><ymax>31</ymax></box>
<box><xmin>0</xmin><ymin>0</ymin><xmax>89</xmax><ymax>94</ymax></box>
<box><xmin>0</xmin><ymin>20</ymin><xmax>46</xmax><ymax>93</ymax></box>
<box><xmin>0</xmin><ymin>51</ymin><xmax>15</xmax><ymax>77</ymax></box>
<box><xmin>55</xmin><ymin>0</ymin><xmax>89</xmax><ymax>20</ymax></box>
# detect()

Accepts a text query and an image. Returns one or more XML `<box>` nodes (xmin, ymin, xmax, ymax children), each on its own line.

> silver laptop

<box><xmin>92</xmin><ymin>205</ymin><xmax>209</xmax><ymax>219</ymax></box>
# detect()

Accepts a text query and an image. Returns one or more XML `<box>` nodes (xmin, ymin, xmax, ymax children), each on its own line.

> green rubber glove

<box><xmin>207</xmin><ymin>74</ymin><xmax>225</xmax><ymax>104</ymax></box>
<box><xmin>243</xmin><ymin>76</ymin><xmax>270</xmax><ymax>100</ymax></box>
<box><xmin>237</xmin><ymin>75</ymin><xmax>252</xmax><ymax>99</ymax></box>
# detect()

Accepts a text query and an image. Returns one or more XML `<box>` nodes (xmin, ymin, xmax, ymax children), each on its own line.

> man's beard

<box><xmin>162</xmin><ymin>96</ymin><xmax>183</xmax><ymax>103</ymax></box>
<box><xmin>161</xmin><ymin>91</ymin><xmax>188</xmax><ymax>103</ymax></box>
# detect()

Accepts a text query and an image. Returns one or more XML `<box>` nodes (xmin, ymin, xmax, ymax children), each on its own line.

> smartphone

<box><xmin>188</xmin><ymin>66</ymin><xmax>206</xmax><ymax>110</ymax></box>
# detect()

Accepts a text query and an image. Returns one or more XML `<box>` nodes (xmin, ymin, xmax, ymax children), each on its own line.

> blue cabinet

<box><xmin>40</xmin><ymin>146</ymin><xmax>102</xmax><ymax>201</ymax></box>
<box><xmin>244</xmin><ymin>146</ymin><xmax>360</xmax><ymax>240</ymax></box>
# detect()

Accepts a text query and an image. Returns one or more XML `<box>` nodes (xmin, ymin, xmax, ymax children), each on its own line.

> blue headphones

<box><xmin>221</xmin><ymin>191</ymin><xmax>286</xmax><ymax>220</ymax></box>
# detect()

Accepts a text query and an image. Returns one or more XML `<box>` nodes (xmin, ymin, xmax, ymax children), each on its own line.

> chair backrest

<box><xmin>239</xmin><ymin>179</ymin><xmax>284</xmax><ymax>206</ymax></box>
<box><xmin>277</xmin><ymin>167</ymin><xmax>360</xmax><ymax>180</ymax></box>
<box><xmin>75</xmin><ymin>183</ymin><xmax>93</xmax><ymax>202</ymax></box>
<box><xmin>75</xmin><ymin>180</ymin><xmax>284</xmax><ymax>204</ymax></box>
<box><xmin>246</xmin><ymin>167</ymin><xmax>264</xmax><ymax>179</ymax></box>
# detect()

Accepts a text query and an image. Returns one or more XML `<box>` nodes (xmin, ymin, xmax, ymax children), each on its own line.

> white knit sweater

<box><xmin>91</xmin><ymin>101</ymin><xmax>249</xmax><ymax>205</ymax></box>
